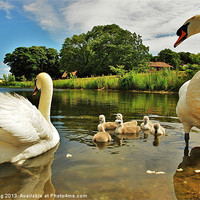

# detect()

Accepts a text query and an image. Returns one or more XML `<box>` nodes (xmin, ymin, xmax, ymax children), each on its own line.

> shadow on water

<box><xmin>1</xmin><ymin>88</ymin><xmax>200</xmax><ymax>199</ymax></box>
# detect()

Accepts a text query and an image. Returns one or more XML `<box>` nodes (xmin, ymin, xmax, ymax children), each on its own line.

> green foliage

<box><xmin>118</xmin><ymin>70</ymin><xmax>186</xmax><ymax>91</ymax></box>
<box><xmin>3</xmin><ymin>74</ymin><xmax>8</xmax><ymax>81</ymax></box>
<box><xmin>0</xmin><ymin>80</ymin><xmax>34</xmax><ymax>88</ymax></box>
<box><xmin>60</xmin><ymin>24</ymin><xmax>150</xmax><ymax>77</ymax></box>
<box><xmin>152</xmin><ymin>50</ymin><xmax>200</xmax><ymax>74</ymax></box>
<box><xmin>136</xmin><ymin>61</ymin><xmax>150</xmax><ymax>73</ymax></box>
<box><xmin>178</xmin><ymin>52</ymin><xmax>194</xmax><ymax>65</ymax></box>
<box><xmin>109</xmin><ymin>65</ymin><xmax>126</xmax><ymax>76</ymax></box>
<box><xmin>8</xmin><ymin>73</ymin><xmax>15</xmax><ymax>82</ymax></box>
<box><xmin>4</xmin><ymin>46</ymin><xmax>61</xmax><ymax>80</ymax></box>
<box><xmin>0</xmin><ymin>71</ymin><xmax>187</xmax><ymax>92</ymax></box>
<box><xmin>182</xmin><ymin>64</ymin><xmax>200</xmax><ymax>79</ymax></box>
<box><xmin>189</xmin><ymin>53</ymin><xmax>200</xmax><ymax>65</ymax></box>
<box><xmin>157</xmin><ymin>49</ymin><xmax>181</xmax><ymax>69</ymax></box>
<box><xmin>53</xmin><ymin>76</ymin><xmax>119</xmax><ymax>90</ymax></box>
<box><xmin>53</xmin><ymin>70</ymin><xmax>186</xmax><ymax>92</ymax></box>
<box><xmin>3</xmin><ymin>73</ymin><xmax>15</xmax><ymax>82</ymax></box>
<box><xmin>20</xmin><ymin>75</ymin><xmax>27</xmax><ymax>82</ymax></box>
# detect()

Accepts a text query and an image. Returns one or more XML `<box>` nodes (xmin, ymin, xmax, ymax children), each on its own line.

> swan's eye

<box><xmin>176</xmin><ymin>22</ymin><xmax>189</xmax><ymax>36</ymax></box>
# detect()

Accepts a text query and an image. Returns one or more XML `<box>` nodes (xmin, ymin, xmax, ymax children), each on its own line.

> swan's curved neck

<box><xmin>188</xmin><ymin>16</ymin><xmax>200</xmax><ymax>37</ymax></box>
<box><xmin>38</xmin><ymin>80</ymin><xmax>53</xmax><ymax>123</ymax></box>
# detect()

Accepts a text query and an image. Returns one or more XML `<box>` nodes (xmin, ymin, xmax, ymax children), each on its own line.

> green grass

<box><xmin>53</xmin><ymin>76</ymin><xmax>120</xmax><ymax>90</ymax></box>
<box><xmin>0</xmin><ymin>80</ymin><xmax>34</xmax><ymax>88</ymax></box>
<box><xmin>0</xmin><ymin>70</ymin><xmax>188</xmax><ymax>92</ymax></box>
<box><xmin>118</xmin><ymin>70</ymin><xmax>187</xmax><ymax>92</ymax></box>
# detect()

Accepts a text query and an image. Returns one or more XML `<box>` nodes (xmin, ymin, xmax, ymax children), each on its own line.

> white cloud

<box><xmin>22</xmin><ymin>0</ymin><xmax>200</xmax><ymax>54</ymax></box>
<box><xmin>0</xmin><ymin>63</ymin><xmax>10</xmax><ymax>78</ymax></box>
<box><xmin>0</xmin><ymin>0</ymin><xmax>14</xmax><ymax>18</ymax></box>
<box><xmin>0</xmin><ymin>62</ymin><xmax>9</xmax><ymax>70</ymax></box>
<box><xmin>23</xmin><ymin>0</ymin><xmax>63</xmax><ymax>32</ymax></box>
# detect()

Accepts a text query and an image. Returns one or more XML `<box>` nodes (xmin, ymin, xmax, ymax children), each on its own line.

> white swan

<box><xmin>176</xmin><ymin>71</ymin><xmax>200</xmax><ymax>152</ymax></box>
<box><xmin>140</xmin><ymin>116</ymin><xmax>154</xmax><ymax>133</ymax></box>
<box><xmin>0</xmin><ymin>72</ymin><xmax>60</xmax><ymax>165</ymax></box>
<box><xmin>174</xmin><ymin>15</ymin><xmax>200</xmax><ymax>153</ymax></box>
<box><xmin>93</xmin><ymin>124</ymin><xmax>112</xmax><ymax>142</ymax></box>
<box><xmin>97</xmin><ymin>114</ymin><xmax>118</xmax><ymax>131</ymax></box>
<box><xmin>174</xmin><ymin>15</ymin><xmax>200</xmax><ymax>47</ymax></box>
<box><xmin>115</xmin><ymin>119</ymin><xmax>140</xmax><ymax>134</ymax></box>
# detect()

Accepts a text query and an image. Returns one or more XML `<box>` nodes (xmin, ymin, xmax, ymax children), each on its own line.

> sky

<box><xmin>1</xmin><ymin>0</ymin><xmax>200</xmax><ymax>78</ymax></box>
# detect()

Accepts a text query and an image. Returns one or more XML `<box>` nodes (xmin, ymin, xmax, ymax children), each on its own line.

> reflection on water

<box><xmin>1</xmin><ymin>88</ymin><xmax>200</xmax><ymax>199</ymax></box>
<box><xmin>174</xmin><ymin>147</ymin><xmax>200</xmax><ymax>200</ymax></box>
<box><xmin>0</xmin><ymin>144</ymin><xmax>58</xmax><ymax>199</ymax></box>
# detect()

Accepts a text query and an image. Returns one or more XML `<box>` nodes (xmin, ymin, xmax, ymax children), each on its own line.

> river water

<box><xmin>0</xmin><ymin>88</ymin><xmax>200</xmax><ymax>200</ymax></box>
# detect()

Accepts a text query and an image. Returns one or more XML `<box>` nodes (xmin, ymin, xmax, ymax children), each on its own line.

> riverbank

<box><xmin>0</xmin><ymin>71</ymin><xmax>188</xmax><ymax>93</ymax></box>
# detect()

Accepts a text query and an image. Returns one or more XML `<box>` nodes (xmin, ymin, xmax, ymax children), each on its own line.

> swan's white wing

<box><xmin>0</xmin><ymin>93</ymin><xmax>52</xmax><ymax>145</ymax></box>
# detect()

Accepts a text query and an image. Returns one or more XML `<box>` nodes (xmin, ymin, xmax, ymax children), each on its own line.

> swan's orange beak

<box><xmin>174</xmin><ymin>30</ymin><xmax>187</xmax><ymax>48</ymax></box>
<box><xmin>33</xmin><ymin>86</ymin><xmax>39</xmax><ymax>96</ymax></box>
<box><xmin>174</xmin><ymin>22</ymin><xmax>189</xmax><ymax>48</ymax></box>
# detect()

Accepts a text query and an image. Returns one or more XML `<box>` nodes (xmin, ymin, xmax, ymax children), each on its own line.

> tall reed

<box><xmin>53</xmin><ymin>76</ymin><xmax>120</xmax><ymax>90</ymax></box>
<box><xmin>118</xmin><ymin>69</ymin><xmax>187</xmax><ymax>91</ymax></box>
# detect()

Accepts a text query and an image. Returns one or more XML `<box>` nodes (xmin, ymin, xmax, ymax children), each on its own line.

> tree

<box><xmin>189</xmin><ymin>53</ymin><xmax>200</xmax><ymax>65</ymax></box>
<box><xmin>4</xmin><ymin>46</ymin><xmax>61</xmax><ymax>80</ymax></box>
<box><xmin>157</xmin><ymin>49</ymin><xmax>181</xmax><ymax>69</ymax></box>
<box><xmin>60</xmin><ymin>33</ymin><xmax>94</xmax><ymax>77</ymax></box>
<box><xmin>183</xmin><ymin>64</ymin><xmax>200</xmax><ymax>79</ymax></box>
<box><xmin>3</xmin><ymin>74</ymin><xmax>8</xmax><ymax>81</ymax></box>
<box><xmin>60</xmin><ymin>24</ymin><xmax>150</xmax><ymax>77</ymax></box>
<box><xmin>178</xmin><ymin>52</ymin><xmax>193</xmax><ymax>65</ymax></box>
<box><xmin>45</xmin><ymin>48</ymin><xmax>61</xmax><ymax>78</ymax></box>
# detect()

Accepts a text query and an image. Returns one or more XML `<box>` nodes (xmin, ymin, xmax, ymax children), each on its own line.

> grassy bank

<box><xmin>0</xmin><ymin>70</ymin><xmax>188</xmax><ymax>92</ymax></box>
<box><xmin>53</xmin><ymin>76</ymin><xmax>119</xmax><ymax>89</ymax></box>
<box><xmin>118</xmin><ymin>70</ymin><xmax>187</xmax><ymax>92</ymax></box>
<box><xmin>53</xmin><ymin>70</ymin><xmax>188</xmax><ymax>92</ymax></box>
<box><xmin>0</xmin><ymin>80</ymin><xmax>34</xmax><ymax>88</ymax></box>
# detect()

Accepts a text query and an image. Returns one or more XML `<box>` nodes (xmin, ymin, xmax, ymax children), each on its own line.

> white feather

<box><xmin>0</xmin><ymin>73</ymin><xmax>59</xmax><ymax>165</ymax></box>
<box><xmin>0</xmin><ymin>93</ymin><xmax>51</xmax><ymax>144</ymax></box>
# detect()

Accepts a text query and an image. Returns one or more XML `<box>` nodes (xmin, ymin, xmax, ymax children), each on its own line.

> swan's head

<box><xmin>153</xmin><ymin>123</ymin><xmax>160</xmax><ymax>134</ymax></box>
<box><xmin>33</xmin><ymin>72</ymin><xmax>52</xmax><ymax>95</ymax></box>
<box><xmin>115</xmin><ymin>119</ymin><xmax>123</xmax><ymax>127</ymax></box>
<box><xmin>143</xmin><ymin>116</ymin><xmax>149</xmax><ymax>125</ymax></box>
<box><xmin>99</xmin><ymin>115</ymin><xmax>105</xmax><ymax>123</ymax></box>
<box><xmin>174</xmin><ymin>15</ymin><xmax>200</xmax><ymax>48</ymax></box>
<box><xmin>115</xmin><ymin>113</ymin><xmax>123</xmax><ymax>120</ymax></box>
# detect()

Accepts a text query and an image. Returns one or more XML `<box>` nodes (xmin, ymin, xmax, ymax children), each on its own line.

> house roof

<box><xmin>62</xmin><ymin>70</ymin><xmax>77</xmax><ymax>78</ymax></box>
<box><xmin>149</xmin><ymin>62</ymin><xmax>173</xmax><ymax>68</ymax></box>
<box><xmin>62</xmin><ymin>71</ymin><xmax>68</xmax><ymax>78</ymax></box>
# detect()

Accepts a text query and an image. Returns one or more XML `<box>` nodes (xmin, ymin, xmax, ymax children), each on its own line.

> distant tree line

<box><xmin>150</xmin><ymin>48</ymin><xmax>200</xmax><ymax>69</ymax></box>
<box><xmin>4</xmin><ymin>46</ymin><xmax>61</xmax><ymax>80</ymax></box>
<box><xmin>3</xmin><ymin>24</ymin><xmax>200</xmax><ymax>80</ymax></box>
<box><xmin>150</xmin><ymin>48</ymin><xmax>200</xmax><ymax>78</ymax></box>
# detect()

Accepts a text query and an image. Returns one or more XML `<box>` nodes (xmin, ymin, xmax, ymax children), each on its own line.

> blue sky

<box><xmin>1</xmin><ymin>0</ymin><xmax>200</xmax><ymax>78</ymax></box>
